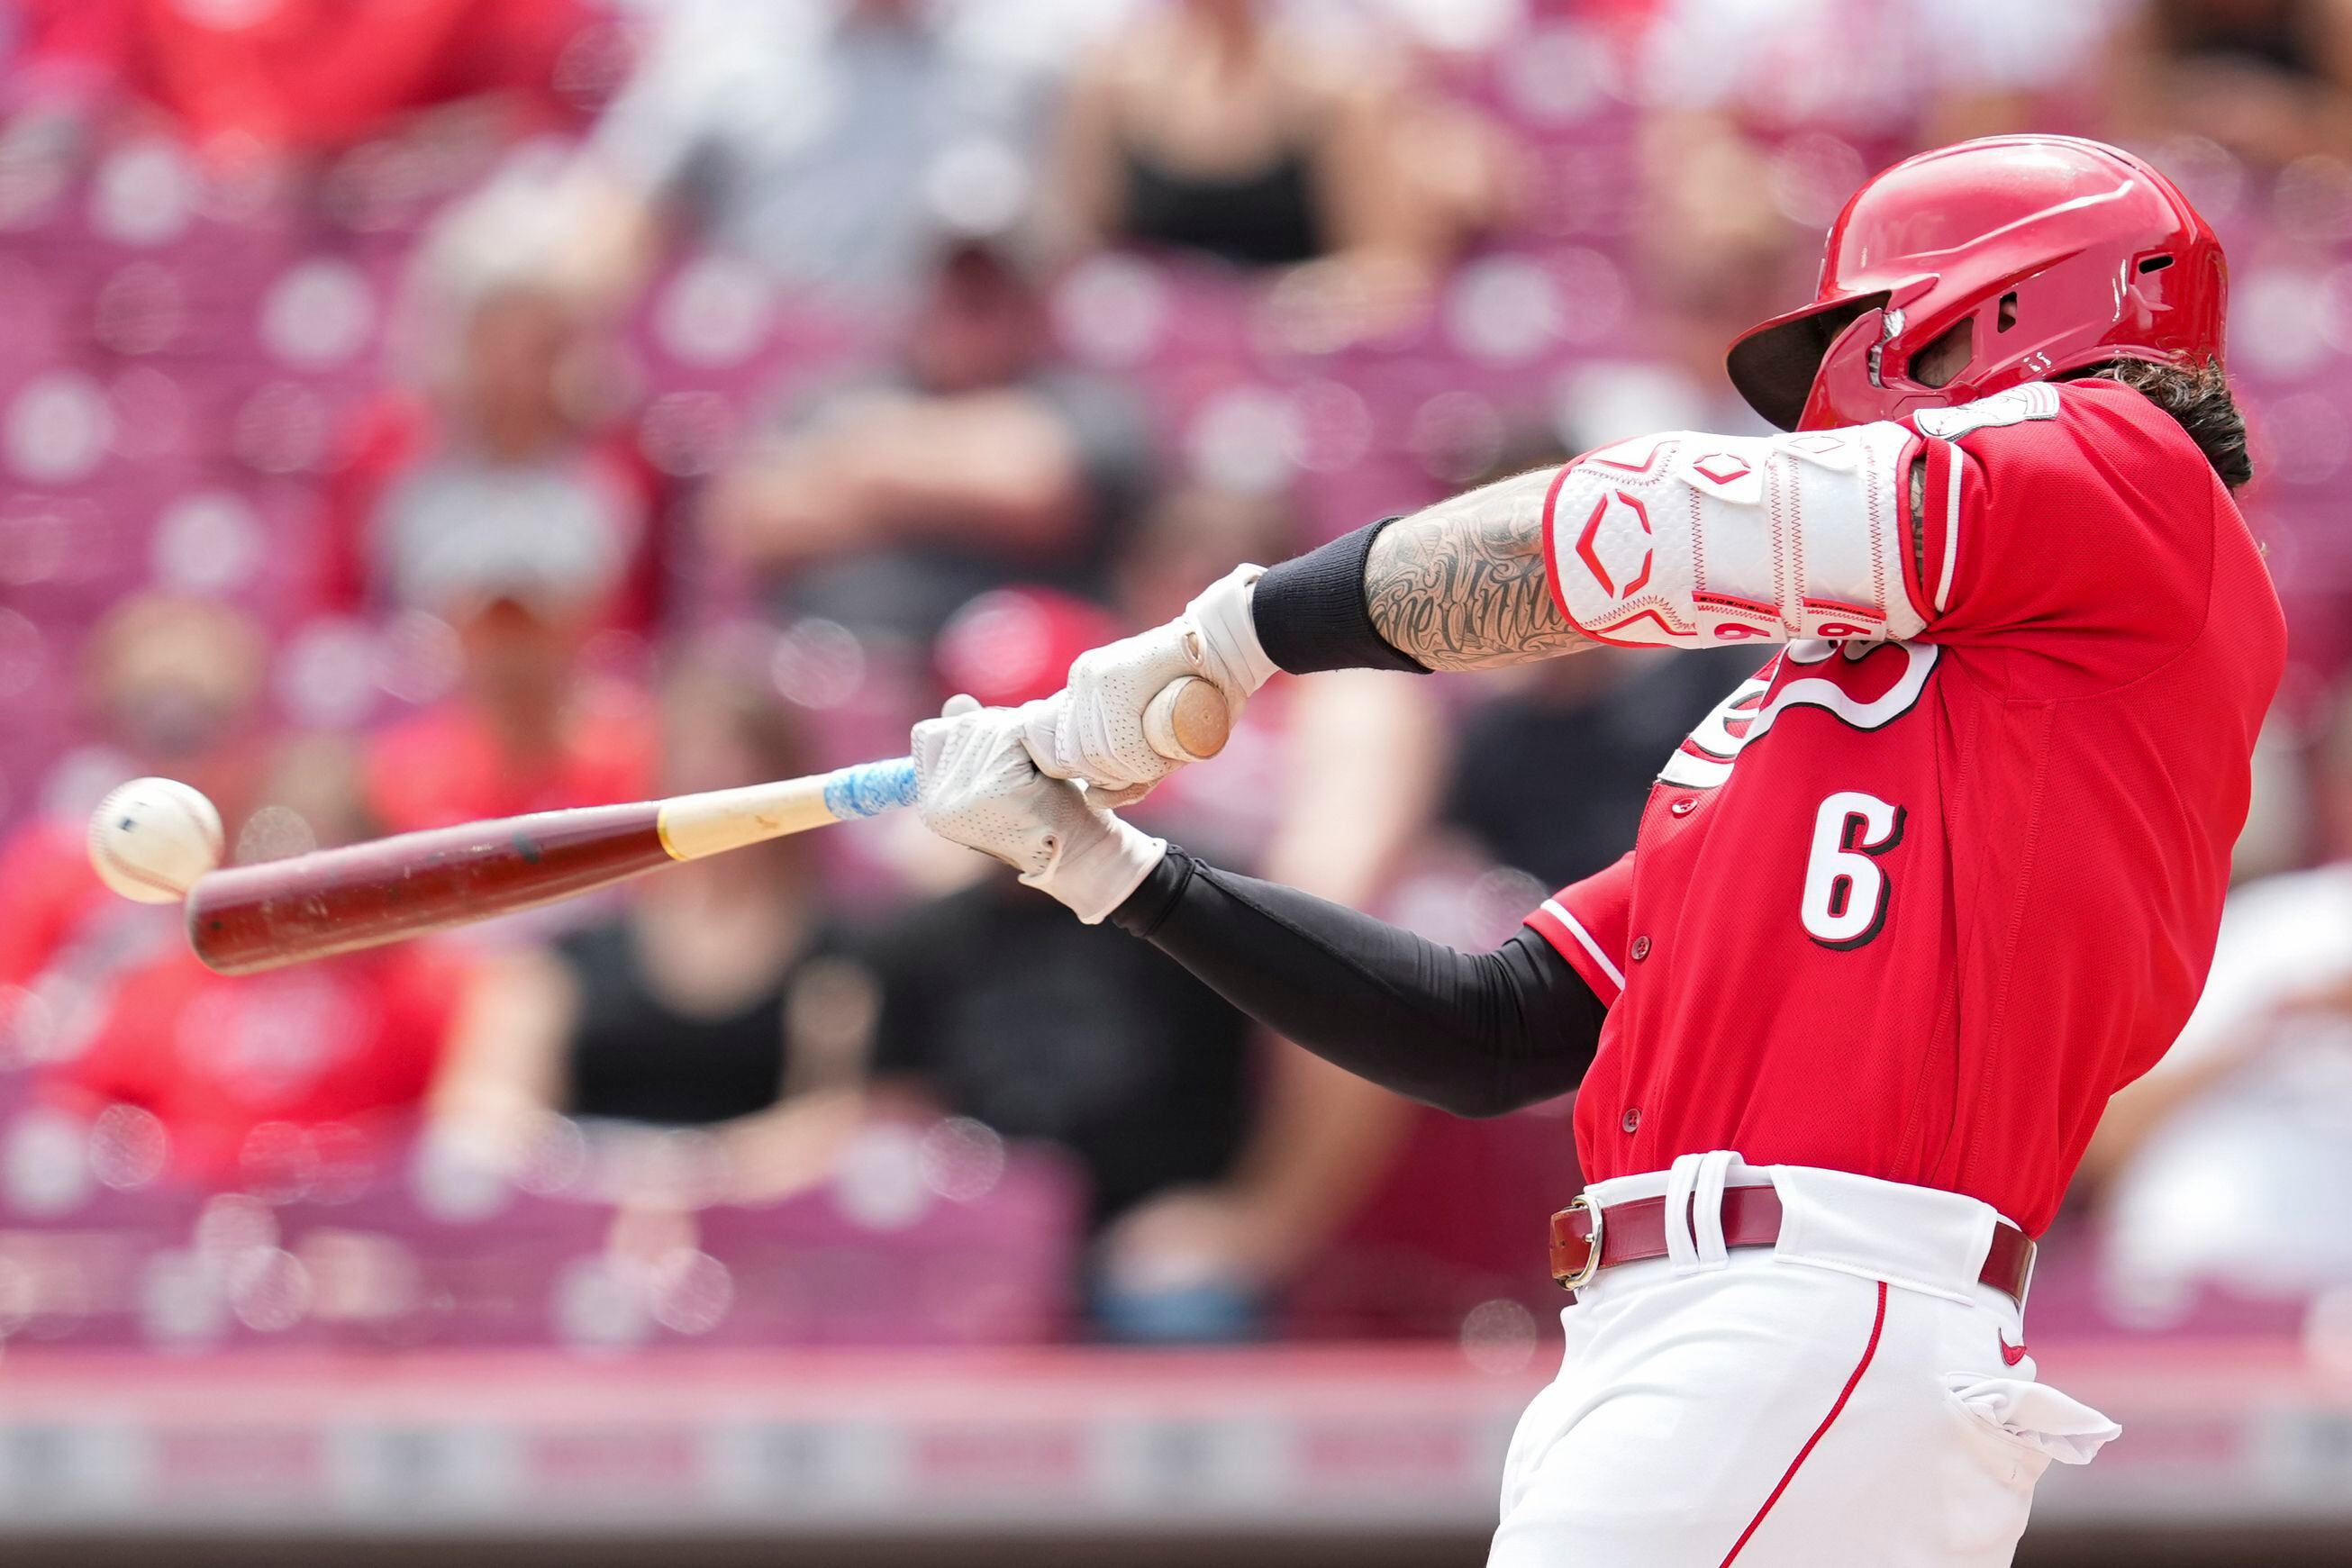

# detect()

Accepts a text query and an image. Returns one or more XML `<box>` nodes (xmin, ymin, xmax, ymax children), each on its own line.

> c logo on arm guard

<box><xmin>1573</xmin><ymin>492</ymin><xmax>1654</xmax><ymax>601</ymax></box>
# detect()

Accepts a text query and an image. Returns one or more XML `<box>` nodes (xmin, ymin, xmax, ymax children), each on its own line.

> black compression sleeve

<box><xmin>1250</xmin><ymin>519</ymin><xmax>1430</xmax><ymax>675</ymax></box>
<box><xmin>1111</xmin><ymin>849</ymin><xmax>1603</xmax><ymax>1117</ymax></box>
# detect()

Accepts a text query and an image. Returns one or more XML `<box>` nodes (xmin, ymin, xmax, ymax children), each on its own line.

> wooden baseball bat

<box><xmin>186</xmin><ymin>676</ymin><xmax>1230</xmax><ymax>977</ymax></box>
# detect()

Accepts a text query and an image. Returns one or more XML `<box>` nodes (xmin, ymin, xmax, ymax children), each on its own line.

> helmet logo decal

<box><xmin>1574</xmin><ymin>491</ymin><xmax>1653</xmax><ymax>600</ymax></box>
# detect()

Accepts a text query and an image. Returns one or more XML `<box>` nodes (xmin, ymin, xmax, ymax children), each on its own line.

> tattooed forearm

<box><xmin>1364</xmin><ymin>468</ymin><xmax>1594</xmax><ymax>671</ymax></box>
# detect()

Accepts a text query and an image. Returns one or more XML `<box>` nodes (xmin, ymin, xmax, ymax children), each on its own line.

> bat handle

<box><xmin>828</xmin><ymin>676</ymin><xmax>1230</xmax><ymax>826</ymax></box>
<box><xmin>1140</xmin><ymin>675</ymin><xmax>1231</xmax><ymax>763</ymax></box>
<box><xmin>820</xmin><ymin>758</ymin><xmax>920</xmax><ymax>820</ymax></box>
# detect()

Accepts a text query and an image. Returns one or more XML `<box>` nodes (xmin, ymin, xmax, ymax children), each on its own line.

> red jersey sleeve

<box><xmin>1908</xmin><ymin>378</ymin><xmax>2218</xmax><ymax>691</ymax></box>
<box><xmin>1523</xmin><ymin>851</ymin><xmax>1633</xmax><ymax>1006</ymax></box>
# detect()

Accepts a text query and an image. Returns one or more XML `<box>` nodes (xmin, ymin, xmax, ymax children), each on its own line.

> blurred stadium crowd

<box><xmin>1</xmin><ymin>0</ymin><xmax>2350</xmax><ymax>1364</ymax></box>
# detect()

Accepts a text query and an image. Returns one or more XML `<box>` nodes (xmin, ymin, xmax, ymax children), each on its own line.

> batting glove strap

<box><xmin>1020</xmin><ymin>566</ymin><xmax>1267</xmax><ymax>799</ymax></box>
<box><xmin>1185</xmin><ymin>564</ymin><xmax>1280</xmax><ymax>696</ymax></box>
<box><xmin>1023</xmin><ymin>812</ymin><xmax>1168</xmax><ymax>926</ymax></box>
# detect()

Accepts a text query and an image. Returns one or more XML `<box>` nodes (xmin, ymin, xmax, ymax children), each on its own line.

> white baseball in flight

<box><xmin>87</xmin><ymin>776</ymin><xmax>223</xmax><ymax>903</ymax></box>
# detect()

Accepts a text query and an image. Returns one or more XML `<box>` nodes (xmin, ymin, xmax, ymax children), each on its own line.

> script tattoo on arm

<box><xmin>1364</xmin><ymin>467</ymin><xmax>1596</xmax><ymax>671</ymax></box>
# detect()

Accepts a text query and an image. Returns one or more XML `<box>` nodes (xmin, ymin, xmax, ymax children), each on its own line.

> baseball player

<box><xmin>910</xmin><ymin>135</ymin><xmax>2285</xmax><ymax>1565</ymax></box>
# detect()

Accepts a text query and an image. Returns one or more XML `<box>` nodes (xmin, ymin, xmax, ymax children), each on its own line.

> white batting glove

<box><xmin>1022</xmin><ymin>565</ymin><xmax>1276</xmax><ymax>804</ymax></box>
<box><xmin>913</xmin><ymin>695</ymin><xmax>1167</xmax><ymax>924</ymax></box>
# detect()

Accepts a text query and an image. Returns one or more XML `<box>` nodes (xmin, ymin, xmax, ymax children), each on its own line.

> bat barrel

<box><xmin>186</xmin><ymin>802</ymin><xmax>670</xmax><ymax>975</ymax></box>
<box><xmin>181</xmin><ymin>677</ymin><xmax>1221</xmax><ymax>976</ymax></box>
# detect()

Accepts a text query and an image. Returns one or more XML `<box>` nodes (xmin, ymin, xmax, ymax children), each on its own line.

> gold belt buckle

<box><xmin>1555</xmin><ymin>1194</ymin><xmax>1604</xmax><ymax>1292</ymax></box>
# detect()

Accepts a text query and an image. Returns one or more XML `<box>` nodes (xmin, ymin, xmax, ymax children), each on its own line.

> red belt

<box><xmin>1548</xmin><ymin>1185</ymin><xmax>2035</xmax><ymax>1303</ymax></box>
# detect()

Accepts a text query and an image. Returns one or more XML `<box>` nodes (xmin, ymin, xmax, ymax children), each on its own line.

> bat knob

<box><xmin>1142</xmin><ymin>676</ymin><xmax>1232</xmax><ymax>763</ymax></box>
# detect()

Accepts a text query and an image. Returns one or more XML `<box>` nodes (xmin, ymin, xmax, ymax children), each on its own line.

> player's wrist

<box><xmin>1025</xmin><ymin>811</ymin><xmax>1167</xmax><ymax>925</ymax></box>
<box><xmin>1109</xmin><ymin>845</ymin><xmax>1194</xmax><ymax>936</ymax></box>
<box><xmin>1249</xmin><ymin>519</ymin><xmax>1430</xmax><ymax>676</ymax></box>
<box><xmin>1185</xmin><ymin>566</ymin><xmax>1280</xmax><ymax>697</ymax></box>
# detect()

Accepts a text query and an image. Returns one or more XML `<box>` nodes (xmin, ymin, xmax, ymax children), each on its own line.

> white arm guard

<box><xmin>1540</xmin><ymin>422</ymin><xmax>1930</xmax><ymax>648</ymax></box>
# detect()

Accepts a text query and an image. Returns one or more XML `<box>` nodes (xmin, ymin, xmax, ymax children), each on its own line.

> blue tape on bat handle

<box><xmin>821</xmin><ymin>758</ymin><xmax>919</xmax><ymax>820</ymax></box>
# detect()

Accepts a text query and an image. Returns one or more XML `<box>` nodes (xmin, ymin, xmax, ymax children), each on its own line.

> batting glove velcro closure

<box><xmin>1186</xmin><ymin>564</ymin><xmax>1280</xmax><ymax>694</ymax></box>
<box><xmin>1020</xmin><ymin>807</ymin><xmax>1167</xmax><ymax>925</ymax></box>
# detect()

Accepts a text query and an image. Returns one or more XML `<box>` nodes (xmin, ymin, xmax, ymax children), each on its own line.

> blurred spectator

<box><xmin>359</xmin><ymin>600</ymin><xmax>653</xmax><ymax>835</ymax></box>
<box><xmin>1441</xmin><ymin>646</ymin><xmax>1769</xmax><ymax>891</ymax></box>
<box><xmin>332</xmin><ymin>175</ymin><xmax>659</xmax><ymax>836</ymax></box>
<box><xmin>45</xmin><ymin>944</ymin><xmax>457</xmax><ymax>1192</ymax></box>
<box><xmin>706</xmin><ymin>232</ymin><xmax>1150</xmax><ymax>645</ymax></box>
<box><xmin>0</xmin><ymin>596</ymin><xmax>268</xmax><ymax>1074</ymax></box>
<box><xmin>1630</xmin><ymin>0</ymin><xmax>2111</xmax><ymax>412</ymax></box>
<box><xmin>2088</xmin><ymin>859</ymin><xmax>2352</xmax><ymax>1310</ymax></box>
<box><xmin>851</xmin><ymin>837</ymin><xmax>1258</xmax><ymax>1337</ymax></box>
<box><xmin>2085</xmin><ymin>688</ymin><xmax>2352</xmax><ymax>1311</ymax></box>
<box><xmin>1051</xmin><ymin>0</ymin><xmax>1510</xmax><ymax>341</ymax></box>
<box><xmin>431</xmin><ymin>659</ymin><xmax>867</xmax><ymax>1201</ymax></box>
<box><xmin>1634</xmin><ymin>0</ymin><xmax>2115</xmax><ymax>143</ymax></box>
<box><xmin>2232</xmin><ymin>711</ymin><xmax>2320</xmax><ymax>883</ymax></box>
<box><xmin>564</xmin><ymin>0</ymin><xmax>1049</xmax><ymax>313</ymax></box>
<box><xmin>2105</xmin><ymin>0</ymin><xmax>2352</xmax><ymax>163</ymax></box>
<box><xmin>1631</xmin><ymin>110</ymin><xmax>1812</xmax><ymax>430</ymax></box>
<box><xmin>327</xmin><ymin>172</ymin><xmax>666</xmax><ymax>634</ymax></box>
<box><xmin>41</xmin><ymin>733</ymin><xmax>457</xmax><ymax>1189</ymax></box>
<box><xmin>13</xmin><ymin>0</ymin><xmax>600</xmax><ymax>159</ymax></box>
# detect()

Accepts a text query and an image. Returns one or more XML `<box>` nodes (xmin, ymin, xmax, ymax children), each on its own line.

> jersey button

<box><xmin>1630</xmin><ymin>935</ymin><xmax>1652</xmax><ymax>961</ymax></box>
<box><xmin>1621</xmin><ymin>1107</ymin><xmax>1641</xmax><ymax>1134</ymax></box>
<box><xmin>1669</xmin><ymin>798</ymin><xmax>1696</xmax><ymax>817</ymax></box>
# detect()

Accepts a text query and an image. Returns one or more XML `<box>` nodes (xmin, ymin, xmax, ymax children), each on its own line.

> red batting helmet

<box><xmin>1726</xmin><ymin>135</ymin><xmax>2227</xmax><ymax>432</ymax></box>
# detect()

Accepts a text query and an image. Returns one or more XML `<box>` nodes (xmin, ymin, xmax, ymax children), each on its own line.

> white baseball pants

<box><xmin>1490</xmin><ymin>1154</ymin><xmax>2118</xmax><ymax>1567</ymax></box>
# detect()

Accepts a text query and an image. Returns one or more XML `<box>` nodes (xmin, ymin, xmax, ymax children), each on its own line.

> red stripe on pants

<box><xmin>1718</xmin><ymin>1279</ymin><xmax>1890</xmax><ymax>1566</ymax></box>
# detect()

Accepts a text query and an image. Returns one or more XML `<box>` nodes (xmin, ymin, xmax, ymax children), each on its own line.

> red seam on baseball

<box><xmin>95</xmin><ymin>844</ymin><xmax>195</xmax><ymax>896</ymax></box>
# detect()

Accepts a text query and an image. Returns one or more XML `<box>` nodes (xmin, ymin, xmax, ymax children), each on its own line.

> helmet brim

<box><xmin>1726</xmin><ymin>291</ymin><xmax>1889</xmax><ymax>431</ymax></box>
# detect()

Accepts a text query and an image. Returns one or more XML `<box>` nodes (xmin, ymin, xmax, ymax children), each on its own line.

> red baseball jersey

<box><xmin>1523</xmin><ymin>378</ymin><xmax>2284</xmax><ymax>1235</ymax></box>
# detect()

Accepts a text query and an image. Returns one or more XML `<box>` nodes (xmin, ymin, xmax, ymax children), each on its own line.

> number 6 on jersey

<box><xmin>1801</xmin><ymin>792</ymin><xmax>1905</xmax><ymax>948</ymax></box>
